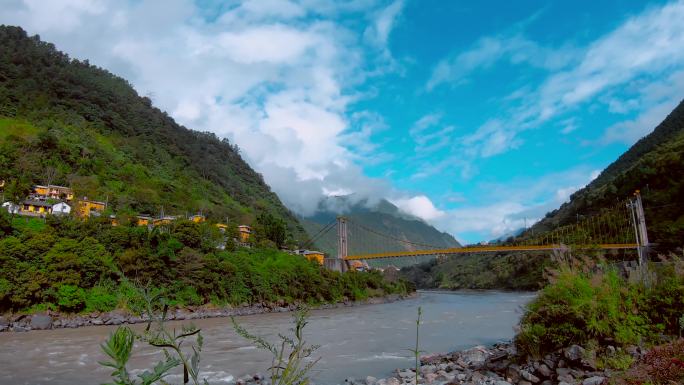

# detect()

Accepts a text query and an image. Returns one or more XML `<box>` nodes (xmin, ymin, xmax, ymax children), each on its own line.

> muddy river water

<box><xmin>0</xmin><ymin>291</ymin><xmax>534</xmax><ymax>385</ymax></box>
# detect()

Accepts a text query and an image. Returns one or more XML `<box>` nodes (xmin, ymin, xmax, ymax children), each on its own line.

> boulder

<box><xmin>518</xmin><ymin>381</ymin><xmax>532</xmax><ymax>385</ymax></box>
<box><xmin>537</xmin><ymin>364</ymin><xmax>552</xmax><ymax>378</ymax></box>
<box><xmin>30</xmin><ymin>314</ymin><xmax>53</xmax><ymax>330</ymax></box>
<box><xmin>520</xmin><ymin>369</ymin><xmax>540</xmax><ymax>383</ymax></box>
<box><xmin>460</xmin><ymin>346</ymin><xmax>490</xmax><ymax>367</ymax></box>
<box><xmin>386</xmin><ymin>377</ymin><xmax>401</xmax><ymax>385</ymax></box>
<box><xmin>564</xmin><ymin>345</ymin><xmax>585</xmax><ymax>362</ymax></box>
<box><xmin>494</xmin><ymin>381</ymin><xmax>512</xmax><ymax>385</ymax></box>
<box><xmin>582</xmin><ymin>376</ymin><xmax>605</xmax><ymax>385</ymax></box>
<box><xmin>505</xmin><ymin>365</ymin><xmax>521</xmax><ymax>383</ymax></box>
<box><xmin>424</xmin><ymin>373</ymin><xmax>437</xmax><ymax>383</ymax></box>
<box><xmin>397</xmin><ymin>370</ymin><xmax>414</xmax><ymax>379</ymax></box>
<box><xmin>366</xmin><ymin>376</ymin><xmax>377</xmax><ymax>385</ymax></box>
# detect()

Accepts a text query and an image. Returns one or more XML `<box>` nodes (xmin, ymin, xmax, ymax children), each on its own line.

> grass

<box><xmin>11</xmin><ymin>216</ymin><xmax>47</xmax><ymax>232</ymax></box>
<box><xmin>0</xmin><ymin>117</ymin><xmax>42</xmax><ymax>140</ymax></box>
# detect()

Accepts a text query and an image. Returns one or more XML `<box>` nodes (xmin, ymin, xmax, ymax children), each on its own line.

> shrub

<box><xmin>612</xmin><ymin>338</ymin><xmax>684</xmax><ymax>385</ymax></box>
<box><xmin>85</xmin><ymin>285</ymin><xmax>118</xmax><ymax>313</ymax></box>
<box><xmin>56</xmin><ymin>284</ymin><xmax>86</xmax><ymax>312</ymax></box>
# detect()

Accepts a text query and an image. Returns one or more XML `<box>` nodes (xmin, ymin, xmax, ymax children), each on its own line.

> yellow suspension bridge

<box><xmin>303</xmin><ymin>192</ymin><xmax>649</xmax><ymax>272</ymax></box>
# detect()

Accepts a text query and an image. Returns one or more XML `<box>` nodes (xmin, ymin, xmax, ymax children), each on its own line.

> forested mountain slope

<box><xmin>524</xmin><ymin>99</ymin><xmax>684</xmax><ymax>252</ymax></box>
<box><xmin>0</xmin><ymin>26</ymin><xmax>304</xmax><ymax>239</ymax></box>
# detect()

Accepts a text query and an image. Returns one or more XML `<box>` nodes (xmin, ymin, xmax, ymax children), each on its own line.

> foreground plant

<box><xmin>99</xmin><ymin>287</ymin><xmax>207</xmax><ymax>385</ymax></box>
<box><xmin>405</xmin><ymin>306</ymin><xmax>424</xmax><ymax>385</ymax></box>
<box><xmin>232</xmin><ymin>308</ymin><xmax>320</xmax><ymax>385</ymax></box>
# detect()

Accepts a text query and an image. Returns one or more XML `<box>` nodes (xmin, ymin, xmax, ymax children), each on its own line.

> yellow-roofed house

<box><xmin>76</xmin><ymin>198</ymin><xmax>106</xmax><ymax>218</ymax></box>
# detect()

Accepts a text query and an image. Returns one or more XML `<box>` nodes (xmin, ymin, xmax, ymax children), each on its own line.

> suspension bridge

<box><xmin>303</xmin><ymin>192</ymin><xmax>650</xmax><ymax>272</ymax></box>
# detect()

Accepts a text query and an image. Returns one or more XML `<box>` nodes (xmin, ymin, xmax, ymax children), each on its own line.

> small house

<box><xmin>21</xmin><ymin>199</ymin><xmax>53</xmax><ymax>215</ymax></box>
<box><xmin>238</xmin><ymin>225</ymin><xmax>252</xmax><ymax>242</ymax></box>
<box><xmin>2</xmin><ymin>201</ymin><xmax>19</xmax><ymax>214</ymax></box>
<box><xmin>190</xmin><ymin>214</ymin><xmax>206</xmax><ymax>223</ymax></box>
<box><xmin>303</xmin><ymin>250</ymin><xmax>325</xmax><ymax>265</ymax></box>
<box><xmin>76</xmin><ymin>198</ymin><xmax>106</xmax><ymax>218</ymax></box>
<box><xmin>153</xmin><ymin>215</ymin><xmax>180</xmax><ymax>226</ymax></box>
<box><xmin>136</xmin><ymin>215</ymin><xmax>153</xmax><ymax>226</ymax></box>
<box><xmin>52</xmin><ymin>202</ymin><xmax>71</xmax><ymax>216</ymax></box>
<box><xmin>215</xmin><ymin>223</ymin><xmax>229</xmax><ymax>232</ymax></box>
<box><xmin>33</xmin><ymin>185</ymin><xmax>74</xmax><ymax>201</ymax></box>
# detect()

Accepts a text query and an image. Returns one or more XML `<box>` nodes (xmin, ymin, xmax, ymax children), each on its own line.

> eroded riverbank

<box><xmin>0</xmin><ymin>290</ymin><xmax>534</xmax><ymax>385</ymax></box>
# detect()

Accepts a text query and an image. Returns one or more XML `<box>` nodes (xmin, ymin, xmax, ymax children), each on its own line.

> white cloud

<box><xmin>0</xmin><ymin>0</ymin><xmax>407</xmax><ymax>217</ymax></box>
<box><xmin>391</xmin><ymin>195</ymin><xmax>445</xmax><ymax>221</ymax></box>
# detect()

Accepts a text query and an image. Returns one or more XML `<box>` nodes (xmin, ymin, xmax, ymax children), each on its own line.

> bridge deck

<box><xmin>344</xmin><ymin>243</ymin><xmax>639</xmax><ymax>260</ymax></box>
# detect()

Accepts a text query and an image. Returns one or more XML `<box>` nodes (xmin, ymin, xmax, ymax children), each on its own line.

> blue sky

<box><xmin>3</xmin><ymin>0</ymin><xmax>684</xmax><ymax>243</ymax></box>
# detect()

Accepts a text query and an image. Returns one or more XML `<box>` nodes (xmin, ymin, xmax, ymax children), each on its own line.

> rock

<box><xmin>30</xmin><ymin>314</ymin><xmax>53</xmax><ymax>330</ymax></box>
<box><xmin>536</xmin><ymin>364</ymin><xmax>552</xmax><ymax>378</ymax></box>
<box><xmin>12</xmin><ymin>325</ymin><xmax>30</xmax><ymax>332</ymax></box>
<box><xmin>91</xmin><ymin>318</ymin><xmax>104</xmax><ymax>325</ymax></box>
<box><xmin>460</xmin><ymin>346</ymin><xmax>490</xmax><ymax>367</ymax></box>
<box><xmin>494</xmin><ymin>381</ymin><xmax>512</xmax><ymax>385</ymax></box>
<box><xmin>397</xmin><ymin>370</ymin><xmax>414</xmax><ymax>379</ymax></box>
<box><xmin>564</xmin><ymin>345</ymin><xmax>586</xmax><ymax>362</ymax></box>
<box><xmin>253</xmin><ymin>373</ymin><xmax>265</xmax><ymax>381</ymax></box>
<box><xmin>558</xmin><ymin>382</ymin><xmax>573</xmax><ymax>385</ymax></box>
<box><xmin>582</xmin><ymin>376</ymin><xmax>605</xmax><ymax>385</ymax></box>
<box><xmin>386</xmin><ymin>377</ymin><xmax>401</xmax><ymax>385</ymax></box>
<box><xmin>540</xmin><ymin>381</ymin><xmax>552</xmax><ymax>385</ymax></box>
<box><xmin>366</xmin><ymin>376</ymin><xmax>377</xmax><ymax>385</ymax></box>
<box><xmin>520</xmin><ymin>370</ymin><xmax>540</xmax><ymax>383</ymax></box>
<box><xmin>518</xmin><ymin>381</ymin><xmax>532</xmax><ymax>385</ymax></box>
<box><xmin>505</xmin><ymin>365</ymin><xmax>521</xmax><ymax>383</ymax></box>
<box><xmin>424</xmin><ymin>373</ymin><xmax>437</xmax><ymax>383</ymax></box>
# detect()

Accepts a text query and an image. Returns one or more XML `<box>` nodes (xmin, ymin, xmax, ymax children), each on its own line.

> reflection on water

<box><xmin>0</xmin><ymin>291</ymin><xmax>534</xmax><ymax>385</ymax></box>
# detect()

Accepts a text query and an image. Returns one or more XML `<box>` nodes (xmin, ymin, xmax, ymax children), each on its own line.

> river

<box><xmin>0</xmin><ymin>291</ymin><xmax>534</xmax><ymax>385</ymax></box>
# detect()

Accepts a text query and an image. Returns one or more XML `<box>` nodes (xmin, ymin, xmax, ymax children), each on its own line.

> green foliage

<box><xmin>401</xmin><ymin>252</ymin><xmax>552</xmax><ymax>291</ymax></box>
<box><xmin>0</xmin><ymin>215</ymin><xmax>409</xmax><ymax>314</ymax></box>
<box><xmin>57</xmin><ymin>284</ymin><xmax>86</xmax><ymax>312</ymax></box>
<box><xmin>598</xmin><ymin>350</ymin><xmax>634</xmax><ymax>371</ymax></box>
<box><xmin>232</xmin><ymin>308</ymin><xmax>320</xmax><ymax>385</ymax></box>
<box><xmin>0</xmin><ymin>25</ymin><xmax>306</xmax><ymax>242</ymax></box>
<box><xmin>525</xmin><ymin>99</ymin><xmax>684</xmax><ymax>253</ymax></box>
<box><xmin>515</xmin><ymin>263</ymin><xmax>684</xmax><ymax>358</ymax></box>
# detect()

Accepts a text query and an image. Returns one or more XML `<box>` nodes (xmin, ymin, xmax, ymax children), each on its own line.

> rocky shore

<box><xmin>0</xmin><ymin>293</ymin><xmax>413</xmax><ymax>333</ymax></box>
<box><xmin>231</xmin><ymin>342</ymin><xmax>641</xmax><ymax>385</ymax></box>
<box><xmin>340</xmin><ymin>342</ymin><xmax>642</xmax><ymax>385</ymax></box>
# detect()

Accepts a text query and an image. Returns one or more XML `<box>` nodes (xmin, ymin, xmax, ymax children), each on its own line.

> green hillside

<box><xmin>524</xmin><ymin>99</ymin><xmax>684</xmax><ymax>253</ymax></box>
<box><xmin>301</xmin><ymin>197</ymin><xmax>460</xmax><ymax>267</ymax></box>
<box><xmin>0</xmin><ymin>25</ymin><xmax>305</xmax><ymax>240</ymax></box>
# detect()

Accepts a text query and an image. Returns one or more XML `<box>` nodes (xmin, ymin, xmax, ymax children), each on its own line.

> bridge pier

<box><xmin>324</xmin><ymin>258</ymin><xmax>348</xmax><ymax>272</ymax></box>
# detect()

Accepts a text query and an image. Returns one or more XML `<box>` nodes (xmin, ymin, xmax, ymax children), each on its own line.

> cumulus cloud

<box><xmin>0</xmin><ymin>0</ymin><xmax>410</xmax><ymax>217</ymax></box>
<box><xmin>390</xmin><ymin>195</ymin><xmax>445</xmax><ymax>221</ymax></box>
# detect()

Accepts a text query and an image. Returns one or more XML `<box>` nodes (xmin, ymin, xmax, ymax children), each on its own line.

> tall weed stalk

<box><xmin>232</xmin><ymin>308</ymin><xmax>320</xmax><ymax>385</ymax></box>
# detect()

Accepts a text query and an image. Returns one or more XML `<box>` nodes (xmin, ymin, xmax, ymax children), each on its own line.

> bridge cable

<box><xmin>346</xmin><ymin>218</ymin><xmax>445</xmax><ymax>250</ymax></box>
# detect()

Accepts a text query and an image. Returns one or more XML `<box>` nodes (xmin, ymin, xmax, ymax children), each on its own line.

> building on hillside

<box><xmin>238</xmin><ymin>225</ymin><xmax>252</xmax><ymax>242</ymax></box>
<box><xmin>52</xmin><ymin>202</ymin><xmax>71</xmax><ymax>216</ymax></box>
<box><xmin>2</xmin><ymin>201</ymin><xmax>19</xmax><ymax>214</ymax></box>
<box><xmin>189</xmin><ymin>214</ymin><xmax>206</xmax><ymax>223</ymax></box>
<box><xmin>215</xmin><ymin>223</ymin><xmax>229</xmax><ymax>232</ymax></box>
<box><xmin>21</xmin><ymin>199</ymin><xmax>54</xmax><ymax>216</ymax></box>
<box><xmin>0</xmin><ymin>180</ymin><xmax>5</xmax><ymax>190</ymax></box>
<box><xmin>110</xmin><ymin>215</ymin><xmax>119</xmax><ymax>226</ymax></box>
<box><xmin>349</xmin><ymin>260</ymin><xmax>370</xmax><ymax>272</ymax></box>
<box><xmin>76</xmin><ymin>198</ymin><xmax>106</xmax><ymax>218</ymax></box>
<box><xmin>153</xmin><ymin>215</ymin><xmax>180</xmax><ymax>226</ymax></box>
<box><xmin>33</xmin><ymin>185</ymin><xmax>74</xmax><ymax>201</ymax></box>
<box><xmin>293</xmin><ymin>249</ymin><xmax>325</xmax><ymax>265</ymax></box>
<box><xmin>136</xmin><ymin>215</ymin><xmax>153</xmax><ymax>227</ymax></box>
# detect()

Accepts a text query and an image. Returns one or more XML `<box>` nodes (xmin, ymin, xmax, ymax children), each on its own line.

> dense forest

<box><xmin>525</xmin><ymin>99</ymin><xmax>684</xmax><ymax>253</ymax></box>
<box><xmin>0</xmin><ymin>213</ymin><xmax>410</xmax><ymax>313</ymax></box>
<box><xmin>0</xmin><ymin>25</ymin><xmax>305</xmax><ymax>241</ymax></box>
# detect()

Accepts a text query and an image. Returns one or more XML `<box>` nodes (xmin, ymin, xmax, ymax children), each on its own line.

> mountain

<box><xmin>0</xmin><ymin>26</ymin><xmax>305</xmax><ymax>240</ymax></box>
<box><xmin>301</xmin><ymin>196</ymin><xmax>461</xmax><ymax>267</ymax></box>
<box><xmin>524</xmin><ymin>99</ymin><xmax>684</xmax><ymax>252</ymax></box>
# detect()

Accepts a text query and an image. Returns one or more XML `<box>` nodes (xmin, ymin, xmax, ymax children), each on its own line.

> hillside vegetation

<box><xmin>0</xmin><ymin>213</ymin><xmax>410</xmax><ymax>314</ymax></box>
<box><xmin>0</xmin><ymin>26</ymin><xmax>305</xmax><ymax>240</ymax></box>
<box><xmin>525</xmin><ymin>99</ymin><xmax>684</xmax><ymax>252</ymax></box>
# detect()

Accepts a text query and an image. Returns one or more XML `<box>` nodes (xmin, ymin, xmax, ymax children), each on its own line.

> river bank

<box><xmin>237</xmin><ymin>341</ymin><xmax>629</xmax><ymax>385</ymax></box>
<box><xmin>0</xmin><ymin>292</ymin><xmax>416</xmax><ymax>333</ymax></box>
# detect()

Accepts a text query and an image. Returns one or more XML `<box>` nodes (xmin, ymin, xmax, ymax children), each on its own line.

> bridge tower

<box><xmin>337</xmin><ymin>216</ymin><xmax>348</xmax><ymax>260</ymax></box>
<box><xmin>323</xmin><ymin>216</ymin><xmax>349</xmax><ymax>272</ymax></box>
<box><xmin>631</xmin><ymin>190</ymin><xmax>650</xmax><ymax>265</ymax></box>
